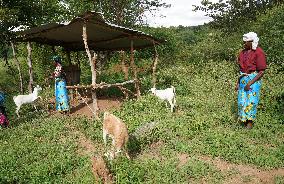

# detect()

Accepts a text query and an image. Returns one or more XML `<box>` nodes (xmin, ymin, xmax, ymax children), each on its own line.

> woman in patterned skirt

<box><xmin>50</xmin><ymin>56</ymin><xmax>70</xmax><ymax>113</ymax></box>
<box><xmin>235</xmin><ymin>32</ymin><xmax>267</xmax><ymax>129</ymax></box>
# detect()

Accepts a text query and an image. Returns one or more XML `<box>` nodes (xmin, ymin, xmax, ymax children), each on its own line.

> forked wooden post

<box><xmin>83</xmin><ymin>21</ymin><xmax>99</xmax><ymax>119</ymax></box>
<box><xmin>130</xmin><ymin>40</ymin><xmax>141</xmax><ymax>98</ymax></box>
<box><xmin>27</xmin><ymin>42</ymin><xmax>34</xmax><ymax>93</ymax></box>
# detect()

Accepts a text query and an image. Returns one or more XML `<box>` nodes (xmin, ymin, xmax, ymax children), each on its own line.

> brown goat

<box><xmin>103</xmin><ymin>112</ymin><xmax>130</xmax><ymax>160</ymax></box>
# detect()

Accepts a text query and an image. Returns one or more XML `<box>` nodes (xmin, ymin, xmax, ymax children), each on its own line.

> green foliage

<box><xmin>252</xmin><ymin>4</ymin><xmax>284</xmax><ymax>66</ymax></box>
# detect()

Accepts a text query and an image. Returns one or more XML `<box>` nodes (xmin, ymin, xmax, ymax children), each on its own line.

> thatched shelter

<box><xmin>14</xmin><ymin>11</ymin><xmax>164</xmax><ymax>118</ymax></box>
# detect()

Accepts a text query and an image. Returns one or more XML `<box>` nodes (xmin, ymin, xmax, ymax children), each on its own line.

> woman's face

<box><xmin>243</xmin><ymin>40</ymin><xmax>253</xmax><ymax>50</ymax></box>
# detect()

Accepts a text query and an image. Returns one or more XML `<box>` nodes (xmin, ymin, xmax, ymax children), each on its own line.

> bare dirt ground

<box><xmin>69</xmin><ymin>97</ymin><xmax>122</xmax><ymax>118</ymax></box>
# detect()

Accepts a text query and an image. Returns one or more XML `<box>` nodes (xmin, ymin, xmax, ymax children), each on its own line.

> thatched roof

<box><xmin>15</xmin><ymin>11</ymin><xmax>164</xmax><ymax>51</ymax></box>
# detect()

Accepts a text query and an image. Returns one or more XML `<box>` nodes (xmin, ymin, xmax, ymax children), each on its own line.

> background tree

<box><xmin>193</xmin><ymin>0</ymin><xmax>283</xmax><ymax>32</ymax></box>
<box><xmin>62</xmin><ymin>0</ymin><xmax>170</xmax><ymax>26</ymax></box>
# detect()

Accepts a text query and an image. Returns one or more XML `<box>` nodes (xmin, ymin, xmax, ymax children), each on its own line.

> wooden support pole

<box><xmin>11</xmin><ymin>42</ymin><xmax>24</xmax><ymax>94</ymax></box>
<box><xmin>65</xmin><ymin>50</ymin><xmax>73</xmax><ymax>100</ymax></box>
<box><xmin>27</xmin><ymin>42</ymin><xmax>34</xmax><ymax>93</ymax></box>
<box><xmin>66</xmin><ymin>50</ymin><xmax>72</xmax><ymax>66</ymax></box>
<box><xmin>120</xmin><ymin>51</ymin><xmax>129</xmax><ymax>80</ymax></box>
<box><xmin>130</xmin><ymin>40</ymin><xmax>141</xmax><ymax>98</ymax></box>
<box><xmin>83</xmin><ymin>21</ymin><xmax>99</xmax><ymax>119</ymax></box>
<box><xmin>152</xmin><ymin>42</ymin><xmax>159</xmax><ymax>88</ymax></box>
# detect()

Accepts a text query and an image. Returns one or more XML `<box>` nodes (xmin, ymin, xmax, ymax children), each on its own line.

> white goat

<box><xmin>13</xmin><ymin>85</ymin><xmax>42</xmax><ymax>117</ymax></box>
<box><xmin>150</xmin><ymin>85</ymin><xmax>176</xmax><ymax>112</ymax></box>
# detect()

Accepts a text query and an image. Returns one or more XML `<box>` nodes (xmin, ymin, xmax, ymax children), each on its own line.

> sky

<box><xmin>145</xmin><ymin>0</ymin><xmax>216</xmax><ymax>27</ymax></box>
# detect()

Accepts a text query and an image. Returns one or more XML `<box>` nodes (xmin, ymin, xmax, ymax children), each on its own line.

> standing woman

<box><xmin>50</xmin><ymin>56</ymin><xmax>70</xmax><ymax>113</ymax></box>
<box><xmin>236</xmin><ymin>32</ymin><xmax>267</xmax><ymax>129</ymax></box>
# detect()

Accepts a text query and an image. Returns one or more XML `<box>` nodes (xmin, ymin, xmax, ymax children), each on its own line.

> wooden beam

<box><xmin>130</xmin><ymin>40</ymin><xmax>141</xmax><ymax>98</ymax></box>
<box><xmin>66</xmin><ymin>80</ymin><xmax>136</xmax><ymax>89</ymax></box>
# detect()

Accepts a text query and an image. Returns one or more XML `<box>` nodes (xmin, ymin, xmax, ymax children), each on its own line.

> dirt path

<box><xmin>177</xmin><ymin>153</ymin><xmax>284</xmax><ymax>184</ymax></box>
<box><xmin>65</xmin><ymin>123</ymin><xmax>113</xmax><ymax>183</ymax></box>
<box><xmin>199</xmin><ymin>155</ymin><xmax>284</xmax><ymax>184</ymax></box>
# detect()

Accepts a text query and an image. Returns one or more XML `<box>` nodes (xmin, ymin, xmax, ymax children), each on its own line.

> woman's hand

<box><xmin>244</xmin><ymin>81</ymin><xmax>252</xmax><ymax>91</ymax></box>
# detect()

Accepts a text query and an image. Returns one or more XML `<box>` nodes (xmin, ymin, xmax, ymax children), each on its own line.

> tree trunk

<box><xmin>83</xmin><ymin>22</ymin><xmax>99</xmax><ymax>119</ymax></box>
<box><xmin>10</xmin><ymin>42</ymin><xmax>24</xmax><ymax>94</ymax></box>
<box><xmin>27</xmin><ymin>42</ymin><xmax>33</xmax><ymax>93</ymax></box>
<box><xmin>152</xmin><ymin>43</ymin><xmax>159</xmax><ymax>88</ymax></box>
<box><xmin>130</xmin><ymin>40</ymin><xmax>141</xmax><ymax>98</ymax></box>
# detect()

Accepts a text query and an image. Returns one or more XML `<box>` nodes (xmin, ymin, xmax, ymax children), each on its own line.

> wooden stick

<box><xmin>76</xmin><ymin>91</ymin><xmax>96</xmax><ymax>115</ymax></box>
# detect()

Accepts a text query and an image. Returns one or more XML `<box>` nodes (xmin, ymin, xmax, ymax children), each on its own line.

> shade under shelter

<box><xmin>15</xmin><ymin>11</ymin><xmax>164</xmax><ymax>51</ymax></box>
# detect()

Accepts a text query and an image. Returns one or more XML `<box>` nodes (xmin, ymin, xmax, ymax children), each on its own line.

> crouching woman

<box><xmin>0</xmin><ymin>90</ymin><xmax>9</xmax><ymax>128</ymax></box>
<box><xmin>50</xmin><ymin>56</ymin><xmax>70</xmax><ymax>113</ymax></box>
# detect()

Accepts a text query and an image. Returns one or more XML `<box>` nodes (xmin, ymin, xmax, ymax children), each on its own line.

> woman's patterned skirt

<box><xmin>237</xmin><ymin>72</ymin><xmax>262</xmax><ymax>122</ymax></box>
<box><xmin>55</xmin><ymin>78</ymin><xmax>70</xmax><ymax>112</ymax></box>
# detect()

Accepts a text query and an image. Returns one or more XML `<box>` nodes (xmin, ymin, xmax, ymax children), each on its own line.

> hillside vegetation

<box><xmin>0</xmin><ymin>4</ymin><xmax>283</xmax><ymax>184</ymax></box>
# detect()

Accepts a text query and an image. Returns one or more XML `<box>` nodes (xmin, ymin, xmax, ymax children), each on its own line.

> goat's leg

<box><xmin>165</xmin><ymin>101</ymin><xmax>168</xmax><ymax>108</ymax></box>
<box><xmin>124</xmin><ymin>145</ymin><xmax>130</xmax><ymax>159</ymax></box>
<box><xmin>114</xmin><ymin>148</ymin><xmax>122</xmax><ymax>158</ymax></box>
<box><xmin>173</xmin><ymin>96</ymin><xmax>176</xmax><ymax>106</ymax></box>
<box><xmin>125</xmin><ymin>150</ymin><xmax>130</xmax><ymax>159</ymax></box>
<box><xmin>15</xmin><ymin>105</ymin><xmax>21</xmax><ymax>117</ymax></box>
<box><xmin>107</xmin><ymin>145</ymin><xmax>116</xmax><ymax>160</ymax></box>
<box><xmin>169</xmin><ymin>100</ymin><xmax>174</xmax><ymax>112</ymax></box>
<box><xmin>103</xmin><ymin>129</ymin><xmax>107</xmax><ymax>146</ymax></box>
<box><xmin>34</xmin><ymin>105</ymin><xmax>38</xmax><ymax>111</ymax></box>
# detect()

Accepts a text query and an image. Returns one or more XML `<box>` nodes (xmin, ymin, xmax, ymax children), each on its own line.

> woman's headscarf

<box><xmin>243</xmin><ymin>32</ymin><xmax>259</xmax><ymax>50</ymax></box>
<box><xmin>52</xmin><ymin>55</ymin><xmax>61</xmax><ymax>64</ymax></box>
